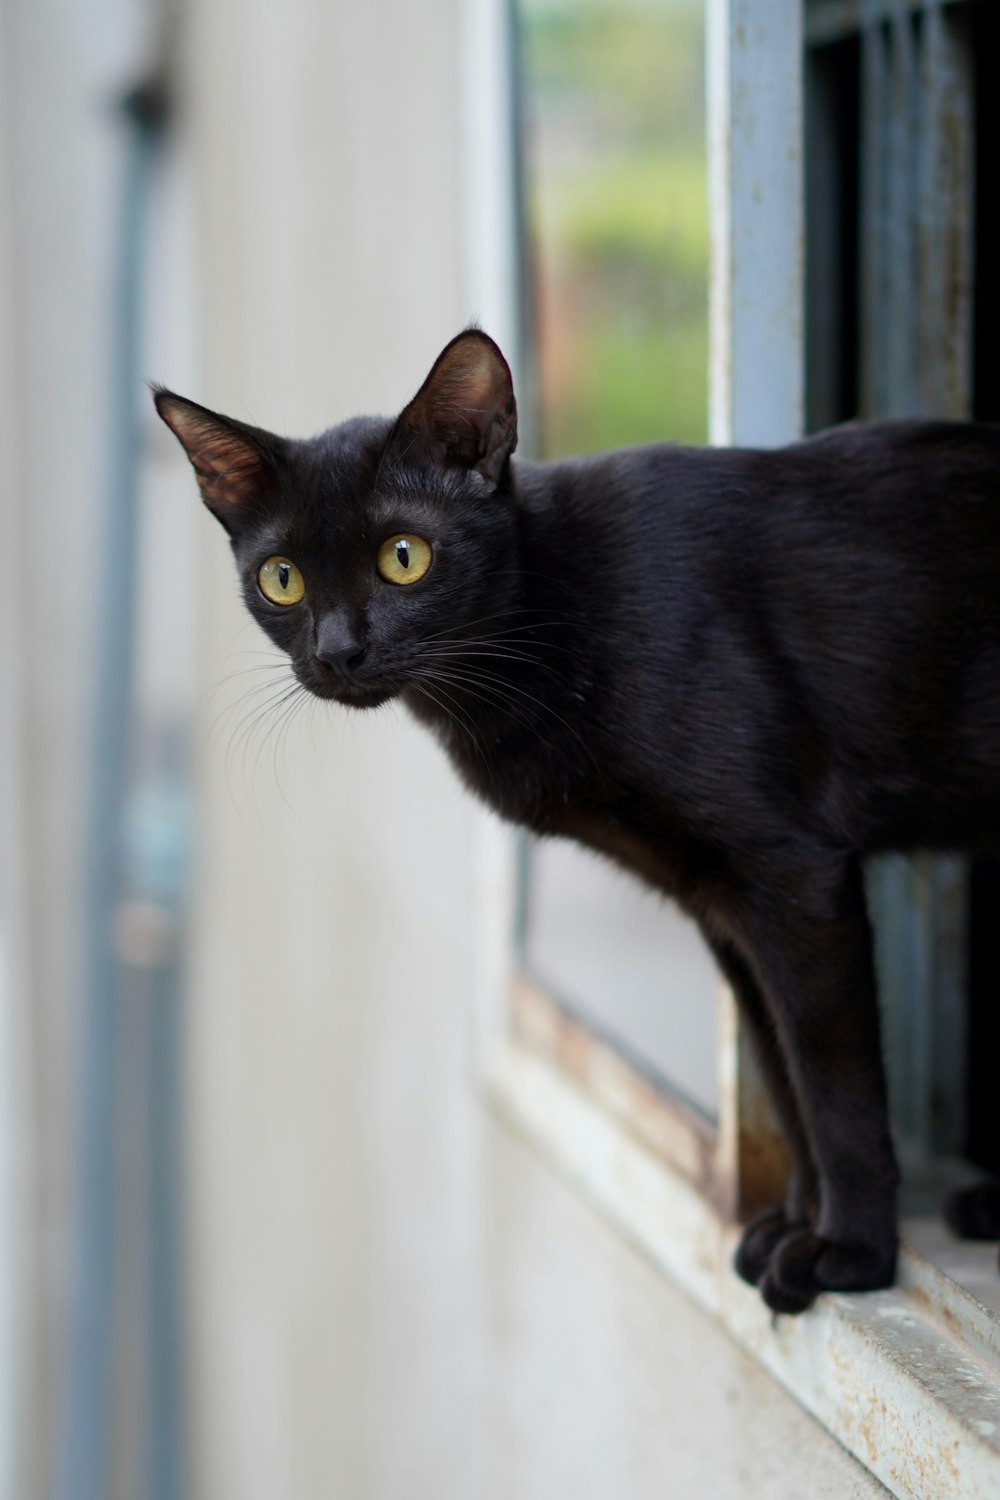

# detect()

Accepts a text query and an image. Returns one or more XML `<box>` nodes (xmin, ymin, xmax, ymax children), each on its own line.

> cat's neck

<box><xmin>401</xmin><ymin>460</ymin><xmax>595</xmax><ymax>818</ymax></box>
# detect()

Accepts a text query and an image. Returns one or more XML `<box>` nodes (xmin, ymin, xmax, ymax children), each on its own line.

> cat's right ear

<box><xmin>153</xmin><ymin>389</ymin><xmax>282</xmax><ymax>533</ymax></box>
<box><xmin>388</xmin><ymin>329</ymin><xmax>518</xmax><ymax>489</ymax></box>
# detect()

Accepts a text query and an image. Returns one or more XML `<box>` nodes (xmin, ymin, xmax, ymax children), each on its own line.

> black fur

<box><xmin>156</xmin><ymin>330</ymin><xmax>1000</xmax><ymax>1313</ymax></box>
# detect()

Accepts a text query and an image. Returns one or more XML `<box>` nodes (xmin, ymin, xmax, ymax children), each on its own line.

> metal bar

<box><xmin>807</xmin><ymin>0</ymin><xmax>971</xmax><ymax>50</ymax></box>
<box><xmin>885</xmin><ymin>0</ymin><xmax>920</xmax><ymax>415</ymax></box>
<box><xmin>928</xmin><ymin>856</ymin><xmax>969</xmax><ymax>1152</ymax></box>
<box><xmin>910</xmin><ymin>855</ymin><xmax>936</xmax><ymax>1151</ymax></box>
<box><xmin>909</xmin><ymin>0</ymin><xmax>972</xmax><ymax>1158</ymax></box>
<box><xmin>868</xmin><ymin>858</ymin><xmax>913</xmax><ymax>1136</ymax></box>
<box><xmin>147</xmin><ymin>956</ymin><xmax>186</xmax><ymax>1500</ymax></box>
<box><xmin>919</xmin><ymin>0</ymin><xmax>947</xmax><ymax>414</ymax></box>
<box><xmin>0</xmin><ymin>7</ymin><xmax>31</xmax><ymax>1491</ymax></box>
<box><xmin>862</xmin><ymin>0</ymin><xmax>974</xmax><ymax>1158</ymax></box>
<box><xmin>918</xmin><ymin>0</ymin><xmax>974</xmax><ymax>417</ymax></box>
<box><xmin>56</xmin><ymin>71</ymin><xmax>181</xmax><ymax>1499</ymax></box>
<box><xmin>859</xmin><ymin>13</ymin><xmax>890</xmax><ymax>416</ymax></box>
<box><xmin>56</xmin><ymin>118</ymin><xmax>154</xmax><ymax>1500</ymax></box>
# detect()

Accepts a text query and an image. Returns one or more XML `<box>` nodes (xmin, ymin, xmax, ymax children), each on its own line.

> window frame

<box><xmin>462</xmin><ymin>2</ymin><xmax>1000</xmax><ymax>1495</ymax></box>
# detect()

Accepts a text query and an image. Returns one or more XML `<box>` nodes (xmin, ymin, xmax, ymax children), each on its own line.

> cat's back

<box><xmin>511</xmin><ymin>423</ymin><xmax>1000</xmax><ymax>852</ymax></box>
<box><xmin>756</xmin><ymin>419</ymin><xmax>1000</xmax><ymax>848</ymax></box>
<box><xmin>761</xmin><ymin>418</ymin><xmax>1000</xmax><ymax>605</ymax></box>
<box><xmin>781</xmin><ymin>417</ymin><xmax>1000</xmax><ymax>520</ymax></box>
<box><xmin>514</xmin><ymin>420</ymin><xmax>1000</xmax><ymax>623</ymax></box>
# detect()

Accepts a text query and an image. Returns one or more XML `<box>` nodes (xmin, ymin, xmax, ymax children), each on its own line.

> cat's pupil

<box><xmin>278</xmin><ymin>562</ymin><xmax>290</xmax><ymax>590</ymax></box>
<box><xmin>396</xmin><ymin>540</ymin><xmax>410</xmax><ymax>569</ymax></box>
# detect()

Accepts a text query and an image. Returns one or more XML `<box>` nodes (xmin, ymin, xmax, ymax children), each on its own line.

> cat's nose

<box><xmin>315</xmin><ymin>611</ymin><xmax>367</xmax><ymax>680</ymax></box>
<box><xmin>316</xmin><ymin>643</ymin><xmax>367</xmax><ymax>680</ymax></box>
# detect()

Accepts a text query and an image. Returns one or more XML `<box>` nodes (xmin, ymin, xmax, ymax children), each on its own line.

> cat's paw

<box><xmin>755</xmin><ymin>1228</ymin><xmax>897</xmax><ymax>1314</ymax></box>
<box><xmin>944</xmin><ymin>1181</ymin><xmax>1000</xmax><ymax>1240</ymax></box>
<box><xmin>734</xmin><ymin>1207</ymin><xmax>802</xmax><ymax>1286</ymax></box>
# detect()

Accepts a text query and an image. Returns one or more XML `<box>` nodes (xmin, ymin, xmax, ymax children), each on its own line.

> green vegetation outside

<box><xmin>521</xmin><ymin>0</ymin><xmax>709</xmax><ymax>455</ymax></box>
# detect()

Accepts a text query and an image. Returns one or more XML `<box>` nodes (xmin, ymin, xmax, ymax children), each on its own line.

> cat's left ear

<box><xmin>153</xmin><ymin>390</ymin><xmax>284</xmax><ymax>533</ymax></box>
<box><xmin>391</xmin><ymin>329</ymin><xmax>517</xmax><ymax>488</ymax></box>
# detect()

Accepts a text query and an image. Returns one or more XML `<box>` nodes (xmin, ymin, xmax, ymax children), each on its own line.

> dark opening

<box><xmin>804</xmin><ymin>36</ymin><xmax>860</xmax><ymax>432</ymax></box>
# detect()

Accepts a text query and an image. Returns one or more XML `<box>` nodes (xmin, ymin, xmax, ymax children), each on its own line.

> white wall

<box><xmin>1</xmin><ymin>0</ymin><xmax>513</xmax><ymax>1488</ymax></box>
<box><xmin>174</xmin><ymin>2</ymin><xmax>486</xmax><ymax>1491</ymax></box>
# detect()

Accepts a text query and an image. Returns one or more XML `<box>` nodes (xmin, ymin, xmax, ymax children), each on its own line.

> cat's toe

<box><xmin>758</xmin><ymin>1229</ymin><xmax>827</xmax><ymax>1313</ymax></box>
<box><xmin>944</xmin><ymin>1181</ymin><xmax>1000</xmax><ymax>1240</ymax></box>
<box><xmin>758</xmin><ymin>1228</ymin><xmax>897</xmax><ymax>1315</ymax></box>
<box><xmin>734</xmin><ymin>1206</ymin><xmax>798</xmax><ymax>1286</ymax></box>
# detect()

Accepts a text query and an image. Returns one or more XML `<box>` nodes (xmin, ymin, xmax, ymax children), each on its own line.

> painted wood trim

<box><xmin>707</xmin><ymin>0</ymin><xmax>805</xmax><ymax>449</ymax></box>
<box><xmin>706</xmin><ymin>0</ymin><xmax>805</xmax><ymax>1216</ymax></box>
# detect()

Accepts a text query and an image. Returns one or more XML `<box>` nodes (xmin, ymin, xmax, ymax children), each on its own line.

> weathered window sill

<box><xmin>488</xmin><ymin>1018</ymin><xmax>1000</xmax><ymax>1500</ymax></box>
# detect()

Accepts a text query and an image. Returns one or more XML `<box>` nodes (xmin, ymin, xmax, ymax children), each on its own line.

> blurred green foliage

<box><xmin>521</xmin><ymin>0</ymin><xmax>709</xmax><ymax>455</ymax></box>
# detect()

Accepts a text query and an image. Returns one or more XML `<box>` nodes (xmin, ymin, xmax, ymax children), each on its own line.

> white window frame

<box><xmin>461</xmin><ymin>3</ymin><xmax>1000</xmax><ymax>1495</ymax></box>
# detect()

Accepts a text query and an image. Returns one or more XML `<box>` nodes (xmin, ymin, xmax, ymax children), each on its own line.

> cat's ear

<box><xmin>153</xmin><ymin>389</ymin><xmax>282</xmax><ymax>531</ymax></box>
<box><xmin>391</xmin><ymin>329</ymin><xmax>517</xmax><ymax>488</ymax></box>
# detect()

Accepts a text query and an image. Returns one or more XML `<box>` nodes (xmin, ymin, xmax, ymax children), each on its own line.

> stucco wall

<box><xmin>175</xmin><ymin>1</ymin><xmax>484</xmax><ymax>1490</ymax></box>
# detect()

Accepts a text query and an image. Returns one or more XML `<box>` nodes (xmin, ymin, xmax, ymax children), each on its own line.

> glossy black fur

<box><xmin>156</xmin><ymin>331</ymin><xmax>1000</xmax><ymax>1313</ymax></box>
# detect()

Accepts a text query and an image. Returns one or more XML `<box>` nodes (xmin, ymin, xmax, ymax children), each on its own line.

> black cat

<box><xmin>156</xmin><ymin>329</ymin><xmax>1000</xmax><ymax>1314</ymax></box>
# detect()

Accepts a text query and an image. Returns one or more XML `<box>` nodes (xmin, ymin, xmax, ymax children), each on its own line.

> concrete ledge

<box><xmin>491</xmin><ymin>1033</ymin><xmax>1000</xmax><ymax>1500</ymax></box>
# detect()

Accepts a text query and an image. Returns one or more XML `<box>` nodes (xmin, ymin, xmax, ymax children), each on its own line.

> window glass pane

<box><xmin>525</xmin><ymin>0</ymin><xmax>708</xmax><ymax>454</ymax></box>
<box><xmin>518</xmin><ymin>0</ymin><xmax>718</xmax><ymax>1117</ymax></box>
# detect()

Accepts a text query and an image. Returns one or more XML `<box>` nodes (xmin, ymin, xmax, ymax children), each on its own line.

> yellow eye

<box><xmin>258</xmin><ymin>556</ymin><xmax>305</xmax><ymax>606</ymax></box>
<box><xmin>377</xmin><ymin>533</ymin><xmax>432</xmax><ymax>586</ymax></box>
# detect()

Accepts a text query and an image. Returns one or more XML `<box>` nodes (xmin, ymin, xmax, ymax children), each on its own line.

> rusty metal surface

<box><xmin>855</xmin><ymin>0</ymin><xmax>974</xmax><ymax>1159</ymax></box>
<box><xmin>917</xmin><ymin>0</ymin><xmax>974</xmax><ymax>419</ymax></box>
<box><xmin>715</xmin><ymin>985</ymin><xmax>792</xmax><ymax>1223</ymax></box>
<box><xmin>858</xmin><ymin>0</ymin><xmax>975</xmax><ymax>422</ymax></box>
<box><xmin>514</xmin><ymin>976</ymin><xmax>793</xmax><ymax>1225</ymax></box>
<box><xmin>807</xmin><ymin>0</ymin><xmax>967</xmax><ymax>47</ymax></box>
<box><xmin>512</xmin><ymin>978</ymin><xmax>719</xmax><ymax>1202</ymax></box>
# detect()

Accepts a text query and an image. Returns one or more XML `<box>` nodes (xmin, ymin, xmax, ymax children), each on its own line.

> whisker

<box><xmin>261</xmin><ymin>684</ymin><xmax>310</xmax><ymax>812</ymax></box>
<box><xmin>413</xmin><ymin>661</ymin><xmax>605</xmax><ymax>787</ymax></box>
<box><xmin>198</xmin><ymin>662</ymin><xmax>288</xmax><ymax>714</ymax></box>
<box><xmin>241</xmin><ymin>682</ymin><xmax>303</xmax><ymax>810</ymax></box>
<box><xmin>415</xmin><ymin>644</ymin><xmax>565</xmax><ymax>676</ymax></box>
<box><xmin>412</xmin><ymin>664</ymin><xmax>558</xmax><ymax>754</ymax></box>
<box><xmin>418</xmin><ymin>607</ymin><xmax>575</xmax><ymax>646</ymax></box>
<box><xmin>410</xmin><ymin>678</ymin><xmax>494</xmax><ymax>791</ymax></box>
<box><xmin>212</xmin><ymin>675</ymin><xmax>297</xmax><ymax>754</ymax></box>
<box><xmin>226</xmin><ymin>680</ymin><xmax>301</xmax><ymax>806</ymax></box>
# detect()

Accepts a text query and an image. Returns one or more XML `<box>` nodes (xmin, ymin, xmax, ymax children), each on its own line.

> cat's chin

<box><xmin>307</xmin><ymin>680</ymin><xmax>398</xmax><ymax>711</ymax></box>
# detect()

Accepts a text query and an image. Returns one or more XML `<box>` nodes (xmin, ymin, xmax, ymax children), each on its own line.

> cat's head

<box><xmin>154</xmin><ymin>329</ymin><xmax>519</xmax><ymax>709</ymax></box>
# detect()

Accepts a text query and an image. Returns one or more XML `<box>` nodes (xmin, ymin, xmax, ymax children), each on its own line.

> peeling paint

<box><xmin>512</xmin><ymin>979</ymin><xmax>718</xmax><ymax>1197</ymax></box>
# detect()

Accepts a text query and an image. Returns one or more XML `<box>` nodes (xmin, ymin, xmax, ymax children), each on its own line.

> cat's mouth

<box><xmin>334</xmin><ymin>683</ymin><xmax>397</xmax><ymax>709</ymax></box>
<box><xmin>299</xmin><ymin>672</ymin><xmax>400</xmax><ymax>711</ymax></box>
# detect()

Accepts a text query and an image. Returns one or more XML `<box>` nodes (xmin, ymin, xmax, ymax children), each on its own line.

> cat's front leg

<box><xmin>734</xmin><ymin>854</ymin><xmax>900</xmax><ymax>1314</ymax></box>
<box><xmin>707</xmin><ymin>937</ymin><xmax>818</xmax><ymax>1283</ymax></box>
